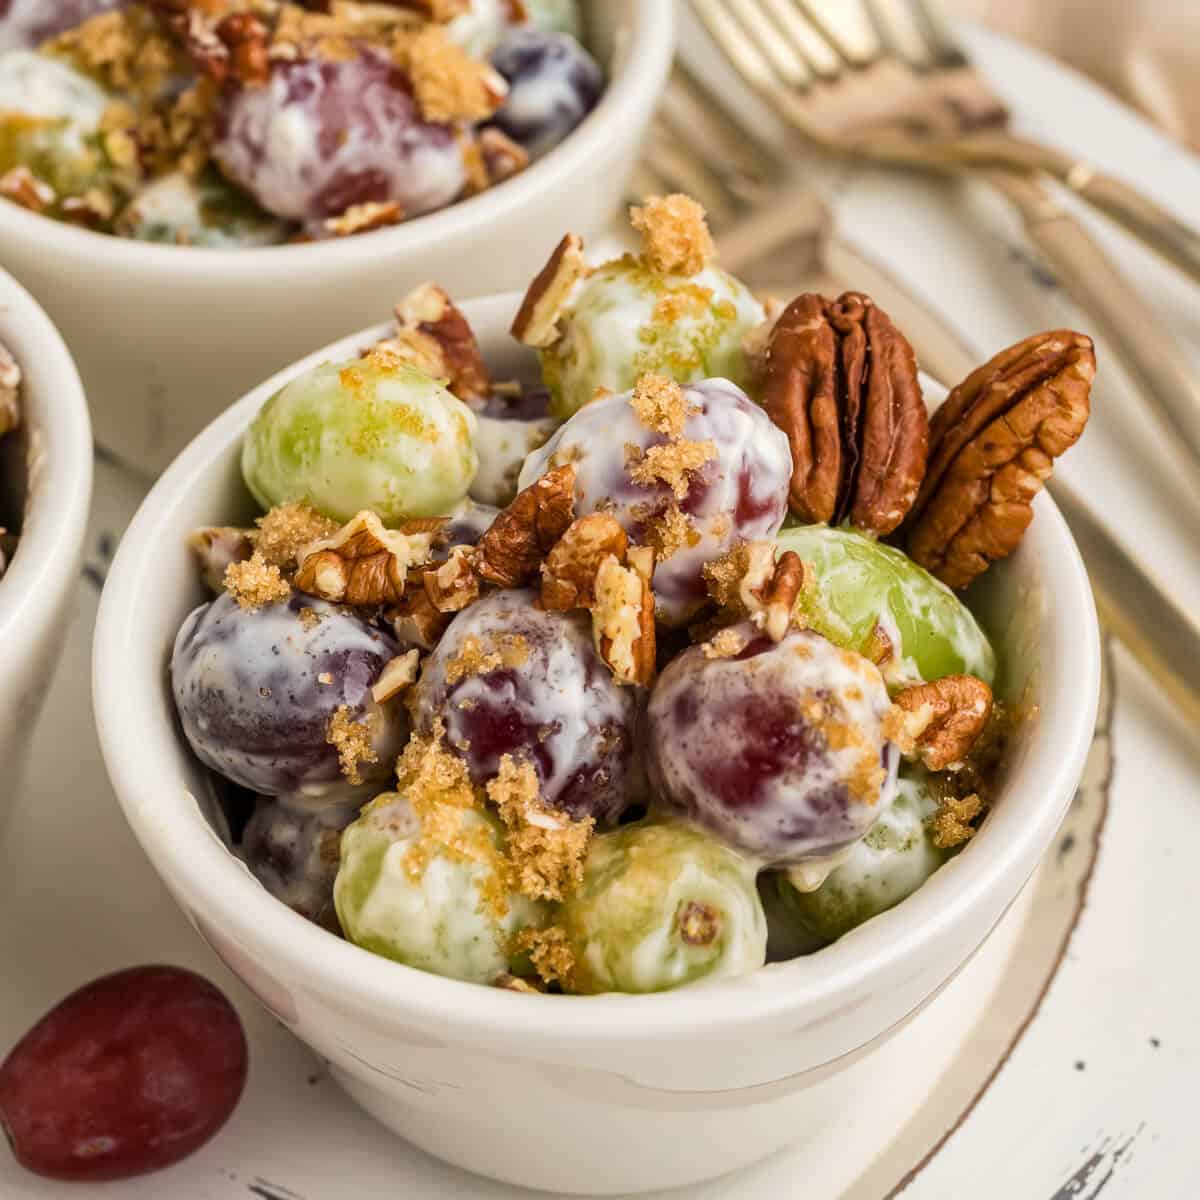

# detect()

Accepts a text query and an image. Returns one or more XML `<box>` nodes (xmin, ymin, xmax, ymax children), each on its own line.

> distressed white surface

<box><xmin>1</xmin><ymin>20</ymin><xmax>1198</xmax><ymax>1199</ymax></box>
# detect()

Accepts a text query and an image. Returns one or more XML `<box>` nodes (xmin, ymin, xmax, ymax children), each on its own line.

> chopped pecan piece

<box><xmin>593</xmin><ymin>546</ymin><xmax>655</xmax><ymax>687</ymax></box>
<box><xmin>907</xmin><ymin>331</ymin><xmax>1095</xmax><ymax>588</ymax></box>
<box><xmin>323</xmin><ymin>201</ymin><xmax>404</xmax><ymax>238</ymax></box>
<box><xmin>388</xmin><ymin>589</ymin><xmax>451</xmax><ymax>650</ymax></box>
<box><xmin>891</xmin><ymin>675</ymin><xmax>994</xmax><ymax>772</ymax></box>
<box><xmin>762</xmin><ymin>291</ymin><xmax>928</xmax><ymax>536</ymax></box>
<box><xmin>540</xmin><ymin>514</ymin><xmax>629</xmax><ymax>611</ymax></box>
<box><xmin>371</xmin><ymin>648</ymin><xmax>422</xmax><ymax>703</ymax></box>
<box><xmin>294</xmin><ymin>510</ymin><xmax>436</xmax><ymax>605</ymax></box>
<box><xmin>376</xmin><ymin>282</ymin><xmax>491</xmax><ymax>405</ymax></box>
<box><xmin>511</xmin><ymin>233</ymin><xmax>588</xmax><ymax>348</ymax></box>
<box><xmin>0</xmin><ymin>166</ymin><xmax>55</xmax><ymax>214</ymax></box>
<box><xmin>475</xmin><ymin>465</ymin><xmax>576</xmax><ymax>588</ymax></box>
<box><xmin>702</xmin><ymin>542</ymin><xmax>803</xmax><ymax>642</ymax></box>
<box><xmin>383</xmin><ymin>0</ymin><xmax>471</xmax><ymax>20</ymax></box>
<box><xmin>188</xmin><ymin>525</ymin><xmax>254</xmax><ymax>593</ymax></box>
<box><xmin>422</xmin><ymin>546</ymin><xmax>480</xmax><ymax>613</ymax></box>
<box><xmin>478</xmin><ymin>127</ymin><xmax>529</xmax><ymax>186</ymax></box>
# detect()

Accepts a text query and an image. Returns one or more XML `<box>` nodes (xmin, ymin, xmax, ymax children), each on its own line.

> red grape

<box><xmin>0</xmin><ymin>966</ymin><xmax>248</xmax><ymax>1182</ymax></box>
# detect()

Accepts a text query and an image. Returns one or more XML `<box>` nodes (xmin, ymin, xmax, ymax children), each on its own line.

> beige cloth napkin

<box><xmin>948</xmin><ymin>0</ymin><xmax>1200</xmax><ymax>150</ymax></box>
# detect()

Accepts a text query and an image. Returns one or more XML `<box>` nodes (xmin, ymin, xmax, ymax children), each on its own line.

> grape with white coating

<box><xmin>490</xmin><ymin>30</ymin><xmax>602</xmax><ymax>160</ymax></box>
<box><xmin>241</xmin><ymin>352</ymin><xmax>478</xmax><ymax>524</ymax></box>
<box><xmin>171</xmin><ymin>592</ymin><xmax>407</xmax><ymax>799</ymax></box>
<box><xmin>775</xmin><ymin>767</ymin><xmax>949</xmax><ymax>942</ymax></box>
<box><xmin>646</xmin><ymin>626</ymin><xmax>899</xmax><ymax>863</ymax></box>
<box><xmin>241</xmin><ymin>795</ymin><xmax>361</xmax><ymax>931</ymax></box>
<box><xmin>409</xmin><ymin>588</ymin><xmax>637</xmax><ymax>824</ymax></box>
<box><xmin>213</xmin><ymin>46</ymin><xmax>467</xmax><ymax>234</ymax></box>
<box><xmin>334</xmin><ymin>791</ymin><xmax>546</xmax><ymax>984</ymax></box>
<box><xmin>777</xmin><ymin>524</ymin><xmax>996</xmax><ymax>688</ymax></box>
<box><xmin>0</xmin><ymin>0</ymin><xmax>124</xmax><ymax>51</ymax></box>
<box><xmin>520</xmin><ymin>379</ymin><xmax>791</xmax><ymax>625</ymax></box>
<box><xmin>558</xmin><ymin>822</ymin><xmax>767</xmax><ymax>994</ymax></box>
<box><xmin>538</xmin><ymin>255</ymin><xmax>765</xmax><ymax>418</ymax></box>
<box><xmin>523</xmin><ymin>0</ymin><xmax>583</xmax><ymax>37</ymax></box>
<box><xmin>115</xmin><ymin>169</ymin><xmax>290</xmax><ymax>248</ymax></box>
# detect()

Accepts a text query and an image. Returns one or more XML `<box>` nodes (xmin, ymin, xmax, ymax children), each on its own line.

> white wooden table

<box><xmin>3</xmin><ymin>21</ymin><xmax>1199</xmax><ymax>1199</ymax></box>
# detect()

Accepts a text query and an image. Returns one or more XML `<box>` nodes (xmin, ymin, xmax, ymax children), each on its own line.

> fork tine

<box><xmin>894</xmin><ymin>0</ymin><xmax>968</xmax><ymax>67</ymax></box>
<box><xmin>863</xmin><ymin>0</ymin><xmax>939</xmax><ymax>70</ymax></box>
<box><xmin>793</xmin><ymin>0</ymin><xmax>882</xmax><ymax>68</ymax></box>
<box><xmin>754</xmin><ymin>0</ymin><xmax>842</xmax><ymax>78</ymax></box>
<box><xmin>723</xmin><ymin>0</ymin><xmax>815</xmax><ymax>90</ymax></box>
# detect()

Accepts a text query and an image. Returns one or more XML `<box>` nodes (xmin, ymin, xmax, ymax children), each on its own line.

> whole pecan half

<box><xmin>907</xmin><ymin>331</ymin><xmax>1094</xmax><ymax>588</ymax></box>
<box><xmin>762</xmin><ymin>291</ymin><xmax>928</xmax><ymax>536</ymax></box>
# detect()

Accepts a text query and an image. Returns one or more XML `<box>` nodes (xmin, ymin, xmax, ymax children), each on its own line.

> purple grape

<box><xmin>241</xmin><ymin>795</ymin><xmax>360</xmax><ymax>931</ymax></box>
<box><xmin>171</xmin><ymin>592</ymin><xmax>407</xmax><ymax>799</ymax></box>
<box><xmin>646</xmin><ymin>626</ymin><xmax>899</xmax><ymax>863</ymax></box>
<box><xmin>489</xmin><ymin>30</ymin><xmax>602</xmax><ymax>159</ymax></box>
<box><xmin>475</xmin><ymin>383</ymin><xmax>552</xmax><ymax>421</ymax></box>
<box><xmin>213</xmin><ymin>45</ymin><xmax>467</xmax><ymax>233</ymax></box>
<box><xmin>520</xmin><ymin>378</ymin><xmax>792</xmax><ymax>626</ymax></box>
<box><xmin>0</xmin><ymin>0</ymin><xmax>124</xmax><ymax>50</ymax></box>
<box><xmin>409</xmin><ymin>588</ymin><xmax>637</xmax><ymax>823</ymax></box>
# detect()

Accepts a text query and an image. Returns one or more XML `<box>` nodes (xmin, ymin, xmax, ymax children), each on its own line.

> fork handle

<box><xmin>984</xmin><ymin>169</ymin><xmax>1200</xmax><ymax>493</ymax></box>
<box><xmin>875</xmin><ymin>128</ymin><xmax>1200</xmax><ymax>287</ymax></box>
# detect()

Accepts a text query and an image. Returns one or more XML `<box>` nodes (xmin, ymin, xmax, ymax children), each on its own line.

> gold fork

<box><xmin>689</xmin><ymin>0</ymin><xmax>1200</xmax><ymax>488</ymax></box>
<box><xmin>633</xmin><ymin>67</ymin><xmax>1200</xmax><ymax>730</ymax></box>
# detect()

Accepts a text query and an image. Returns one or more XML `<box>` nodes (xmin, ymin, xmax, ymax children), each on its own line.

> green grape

<box><xmin>540</xmin><ymin>255</ymin><xmax>764</xmax><ymax>419</ymax></box>
<box><xmin>115</xmin><ymin>169</ymin><xmax>290</xmax><ymax>247</ymax></box>
<box><xmin>776</xmin><ymin>768</ymin><xmax>949</xmax><ymax>943</ymax></box>
<box><xmin>0</xmin><ymin>51</ymin><xmax>126</xmax><ymax>220</ymax></box>
<box><xmin>334</xmin><ymin>793</ymin><xmax>546</xmax><ymax>985</ymax></box>
<box><xmin>776</xmin><ymin>523</ymin><xmax>995</xmax><ymax>687</ymax></box>
<box><xmin>242</xmin><ymin>353</ymin><xmax>479</xmax><ymax>524</ymax></box>
<box><xmin>558</xmin><ymin>821</ymin><xmax>766</xmax><ymax>994</ymax></box>
<box><xmin>524</xmin><ymin>0</ymin><xmax>584</xmax><ymax>36</ymax></box>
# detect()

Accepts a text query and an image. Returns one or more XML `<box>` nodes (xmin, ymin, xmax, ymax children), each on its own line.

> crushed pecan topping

<box><xmin>702</xmin><ymin>542</ymin><xmax>803</xmax><ymax>642</ymax></box>
<box><xmin>907</xmin><ymin>331</ymin><xmax>1095</xmax><ymax>588</ymax></box>
<box><xmin>540</xmin><ymin>514</ymin><xmax>629</xmax><ymax>611</ymax></box>
<box><xmin>388</xmin><ymin>587</ymin><xmax>451</xmax><ymax>650</ymax></box>
<box><xmin>0</xmin><ymin>343</ymin><xmax>21</xmax><ymax>440</ymax></box>
<box><xmin>421</xmin><ymin>546</ymin><xmax>480</xmax><ymax>613</ymax></box>
<box><xmin>891</xmin><ymin>675</ymin><xmax>994</xmax><ymax>771</ymax></box>
<box><xmin>323</xmin><ymin>201</ymin><xmax>404</xmax><ymax>237</ymax></box>
<box><xmin>593</xmin><ymin>546</ymin><xmax>656</xmax><ymax>687</ymax></box>
<box><xmin>478</xmin><ymin>127</ymin><xmax>530</xmax><ymax>186</ymax></box>
<box><xmin>188</xmin><ymin>525</ymin><xmax>254</xmax><ymax>592</ymax></box>
<box><xmin>376</xmin><ymin>282</ymin><xmax>491</xmax><ymax>404</ymax></box>
<box><xmin>475</xmin><ymin>465</ymin><xmax>576</xmax><ymax>588</ymax></box>
<box><xmin>762</xmin><ymin>291</ymin><xmax>928</xmax><ymax>536</ymax></box>
<box><xmin>294</xmin><ymin>510</ymin><xmax>436</xmax><ymax>605</ymax></box>
<box><xmin>677</xmin><ymin>900</ymin><xmax>721</xmax><ymax>947</ymax></box>
<box><xmin>0</xmin><ymin>167</ymin><xmax>55</xmax><ymax>215</ymax></box>
<box><xmin>511</xmin><ymin>233</ymin><xmax>588</xmax><ymax>348</ymax></box>
<box><xmin>371</xmin><ymin>648</ymin><xmax>422</xmax><ymax>703</ymax></box>
<box><xmin>629</xmin><ymin>194</ymin><xmax>715</xmax><ymax>277</ymax></box>
<box><xmin>216</xmin><ymin>10</ymin><xmax>272</xmax><ymax>86</ymax></box>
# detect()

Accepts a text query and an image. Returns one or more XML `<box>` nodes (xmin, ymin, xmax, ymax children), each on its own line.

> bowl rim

<box><xmin>0</xmin><ymin>268</ymin><xmax>93</xmax><ymax>653</ymax></box>
<box><xmin>0</xmin><ymin>1</ymin><xmax>674</xmax><ymax>276</ymax></box>
<box><xmin>93</xmin><ymin>293</ymin><xmax>1101</xmax><ymax>1047</ymax></box>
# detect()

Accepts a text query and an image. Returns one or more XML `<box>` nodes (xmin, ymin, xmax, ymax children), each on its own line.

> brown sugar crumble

<box><xmin>516</xmin><ymin>926</ymin><xmax>576</xmax><ymax>989</ymax></box>
<box><xmin>630</xmin><ymin>373</ymin><xmax>691</xmax><ymax>438</ymax></box>
<box><xmin>255</xmin><ymin>503</ymin><xmax>338</xmax><ymax>569</ymax></box>
<box><xmin>931</xmin><ymin>793</ymin><xmax>984</xmax><ymax>849</ymax></box>
<box><xmin>326</xmin><ymin>705</ymin><xmax>379</xmax><ymax>785</ymax></box>
<box><xmin>643</xmin><ymin>503</ymin><xmax>699</xmax><ymax>562</ymax></box>
<box><xmin>445</xmin><ymin>632</ymin><xmax>529</xmax><ymax>685</ymax></box>
<box><xmin>629</xmin><ymin>194</ymin><xmax>715</xmax><ymax>277</ymax></box>
<box><xmin>224</xmin><ymin>552</ymin><xmax>291</xmax><ymax>610</ymax></box>
<box><xmin>626</xmin><ymin>439</ymin><xmax>717</xmax><ymax>501</ymax></box>
<box><xmin>487</xmin><ymin>756</ymin><xmax>593</xmax><ymax>902</ymax></box>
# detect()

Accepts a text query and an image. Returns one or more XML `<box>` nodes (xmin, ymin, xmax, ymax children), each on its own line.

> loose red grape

<box><xmin>0</xmin><ymin>966</ymin><xmax>248</xmax><ymax>1182</ymax></box>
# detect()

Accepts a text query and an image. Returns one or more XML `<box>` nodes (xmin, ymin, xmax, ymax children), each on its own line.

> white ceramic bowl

<box><xmin>0</xmin><ymin>269</ymin><xmax>92</xmax><ymax>824</ymax></box>
<box><xmin>0</xmin><ymin>2</ymin><xmax>673</xmax><ymax>474</ymax></box>
<box><xmin>94</xmin><ymin>295</ymin><xmax>1100</xmax><ymax>1195</ymax></box>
